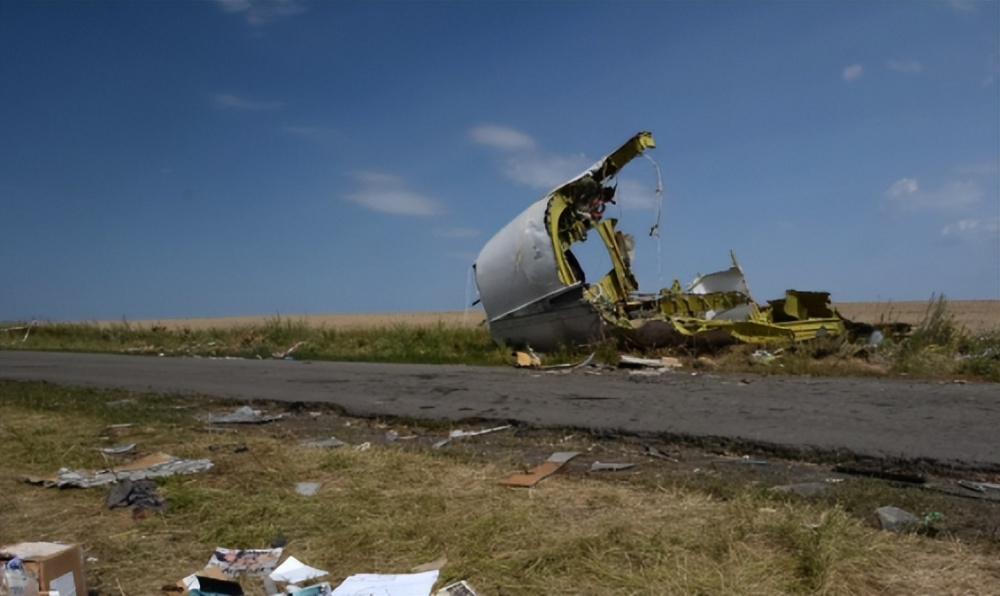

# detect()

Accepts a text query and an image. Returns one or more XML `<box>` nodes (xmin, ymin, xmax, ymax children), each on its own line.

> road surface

<box><xmin>2</xmin><ymin>351</ymin><xmax>998</xmax><ymax>467</ymax></box>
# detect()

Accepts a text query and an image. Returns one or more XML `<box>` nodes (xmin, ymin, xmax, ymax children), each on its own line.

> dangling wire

<box><xmin>643</xmin><ymin>154</ymin><xmax>664</xmax><ymax>238</ymax></box>
<box><xmin>642</xmin><ymin>153</ymin><xmax>665</xmax><ymax>287</ymax></box>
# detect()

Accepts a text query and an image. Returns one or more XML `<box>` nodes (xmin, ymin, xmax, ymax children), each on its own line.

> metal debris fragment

<box><xmin>473</xmin><ymin>131</ymin><xmax>863</xmax><ymax>350</ymax></box>
<box><xmin>202</xmin><ymin>405</ymin><xmax>283</xmax><ymax>424</ymax></box>
<box><xmin>22</xmin><ymin>452</ymin><xmax>213</xmax><ymax>488</ymax></box>
<box><xmin>589</xmin><ymin>461</ymin><xmax>636</xmax><ymax>472</ymax></box>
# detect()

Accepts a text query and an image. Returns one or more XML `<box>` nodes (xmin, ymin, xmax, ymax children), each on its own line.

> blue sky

<box><xmin>1</xmin><ymin>0</ymin><xmax>997</xmax><ymax>322</ymax></box>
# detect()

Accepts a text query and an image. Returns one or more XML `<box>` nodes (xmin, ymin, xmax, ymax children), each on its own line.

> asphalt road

<box><xmin>2</xmin><ymin>351</ymin><xmax>998</xmax><ymax>467</ymax></box>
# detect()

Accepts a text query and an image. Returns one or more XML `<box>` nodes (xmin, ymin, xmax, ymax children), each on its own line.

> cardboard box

<box><xmin>0</xmin><ymin>542</ymin><xmax>85</xmax><ymax>596</ymax></box>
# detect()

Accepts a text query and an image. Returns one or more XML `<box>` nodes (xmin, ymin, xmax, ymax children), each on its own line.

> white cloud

<box><xmin>214</xmin><ymin>0</ymin><xmax>306</xmax><ymax>26</ymax></box>
<box><xmin>502</xmin><ymin>153</ymin><xmax>590</xmax><ymax>189</ymax></box>
<box><xmin>843</xmin><ymin>64</ymin><xmax>864</xmax><ymax>82</ymax></box>
<box><xmin>886</xmin><ymin>178</ymin><xmax>984</xmax><ymax>211</ymax></box>
<box><xmin>345</xmin><ymin>172</ymin><xmax>443</xmax><ymax>216</ymax></box>
<box><xmin>885</xmin><ymin>178</ymin><xmax>918</xmax><ymax>199</ymax></box>
<box><xmin>470</xmin><ymin>124</ymin><xmax>590</xmax><ymax>189</ymax></box>
<box><xmin>213</xmin><ymin>94</ymin><xmax>284</xmax><ymax>110</ymax></box>
<box><xmin>887</xmin><ymin>59</ymin><xmax>923</xmax><ymax>74</ymax></box>
<box><xmin>941</xmin><ymin>218</ymin><xmax>1000</xmax><ymax>241</ymax></box>
<box><xmin>613</xmin><ymin>178</ymin><xmax>660</xmax><ymax>210</ymax></box>
<box><xmin>470</xmin><ymin>125</ymin><xmax>536</xmax><ymax>151</ymax></box>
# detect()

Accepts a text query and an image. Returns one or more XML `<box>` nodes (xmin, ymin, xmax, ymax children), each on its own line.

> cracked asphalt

<box><xmin>2</xmin><ymin>351</ymin><xmax>998</xmax><ymax>468</ymax></box>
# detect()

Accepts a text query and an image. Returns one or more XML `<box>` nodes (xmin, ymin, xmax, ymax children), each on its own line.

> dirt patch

<box><xmin>257</xmin><ymin>400</ymin><xmax>1000</xmax><ymax>546</ymax></box>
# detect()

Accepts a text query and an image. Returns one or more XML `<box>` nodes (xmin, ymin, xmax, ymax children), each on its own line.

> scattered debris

<box><xmin>540</xmin><ymin>352</ymin><xmax>596</xmax><ymax>373</ymax></box>
<box><xmin>473</xmin><ymin>131</ymin><xmax>865</xmax><ymax>351</ymax></box>
<box><xmin>500</xmin><ymin>452</ymin><xmax>579</xmax><ymax>488</ymax></box>
<box><xmin>269</xmin><ymin>555</ymin><xmax>328</xmax><ymax>584</ymax></box>
<box><xmin>179</xmin><ymin>566</ymin><xmax>244</xmax><ymax>595</ymax></box>
<box><xmin>589</xmin><ymin>461</ymin><xmax>636</xmax><ymax>472</ymax></box>
<box><xmin>95</xmin><ymin>442</ymin><xmax>137</xmax><ymax>455</ymax></box>
<box><xmin>105</xmin><ymin>478</ymin><xmax>165</xmax><ymax>514</ymax></box>
<box><xmin>750</xmin><ymin>349</ymin><xmax>777</xmax><ymax>365</ymax></box>
<box><xmin>957</xmin><ymin>480</ymin><xmax>1000</xmax><ymax>493</ymax></box>
<box><xmin>514</xmin><ymin>350</ymin><xmax>541</xmax><ymax>368</ymax></box>
<box><xmin>207</xmin><ymin>547</ymin><xmax>283</xmax><ymax>576</ymax></box>
<box><xmin>300</xmin><ymin>437</ymin><xmax>346</xmax><ymax>449</ymax></box>
<box><xmin>3</xmin><ymin>320</ymin><xmax>39</xmax><ymax>342</ymax></box>
<box><xmin>22</xmin><ymin>452</ymin><xmax>213</xmax><ymax>488</ymax></box>
<box><xmin>203</xmin><ymin>406</ymin><xmax>283</xmax><ymax>424</ymax></box>
<box><xmin>0</xmin><ymin>542</ymin><xmax>86</xmax><ymax>596</ymax></box>
<box><xmin>433</xmin><ymin>425</ymin><xmax>512</xmax><ymax>449</ymax></box>
<box><xmin>272</xmin><ymin>341</ymin><xmax>307</xmax><ymax>360</ymax></box>
<box><xmin>295</xmin><ymin>482</ymin><xmax>321</xmax><ymax>496</ymax></box>
<box><xmin>923</xmin><ymin>511</ymin><xmax>944</xmax><ymax>524</ymax></box>
<box><xmin>643</xmin><ymin>446</ymin><xmax>678</xmax><ymax>462</ymax></box>
<box><xmin>355</xmin><ymin>442</ymin><xmax>371</xmax><ymax>452</ymax></box>
<box><xmin>435</xmin><ymin>580</ymin><xmax>478</xmax><ymax>596</ymax></box>
<box><xmin>875</xmin><ymin>506</ymin><xmax>918</xmax><ymax>532</ymax></box>
<box><xmin>329</xmin><ymin>570</ymin><xmax>439</xmax><ymax>596</ymax></box>
<box><xmin>618</xmin><ymin>355</ymin><xmax>665</xmax><ymax>369</ymax></box>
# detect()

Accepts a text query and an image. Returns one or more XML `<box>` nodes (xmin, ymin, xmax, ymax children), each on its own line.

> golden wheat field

<box><xmin>113</xmin><ymin>300</ymin><xmax>999</xmax><ymax>333</ymax></box>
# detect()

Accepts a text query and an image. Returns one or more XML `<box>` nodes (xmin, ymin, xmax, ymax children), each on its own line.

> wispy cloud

<box><xmin>345</xmin><ymin>172</ymin><xmax>443</xmax><ymax>216</ymax></box>
<box><xmin>470</xmin><ymin>125</ymin><xmax>536</xmax><ymax>151</ymax></box>
<box><xmin>885</xmin><ymin>178</ymin><xmax>983</xmax><ymax>211</ymax></box>
<box><xmin>948</xmin><ymin>0</ymin><xmax>978</xmax><ymax>14</ymax></box>
<box><xmin>613</xmin><ymin>179</ymin><xmax>660</xmax><ymax>210</ymax></box>
<box><xmin>214</xmin><ymin>0</ymin><xmax>306</xmax><ymax>26</ymax></box>
<box><xmin>885</xmin><ymin>178</ymin><xmax>919</xmax><ymax>199</ymax></box>
<box><xmin>887</xmin><ymin>59</ymin><xmax>923</xmax><ymax>74</ymax></box>
<box><xmin>470</xmin><ymin>124</ymin><xmax>588</xmax><ymax>189</ymax></box>
<box><xmin>941</xmin><ymin>218</ymin><xmax>1000</xmax><ymax>242</ymax></box>
<box><xmin>843</xmin><ymin>64</ymin><xmax>864</xmax><ymax>82</ymax></box>
<box><xmin>502</xmin><ymin>153</ymin><xmax>589</xmax><ymax>189</ymax></box>
<box><xmin>213</xmin><ymin>94</ymin><xmax>284</xmax><ymax>111</ymax></box>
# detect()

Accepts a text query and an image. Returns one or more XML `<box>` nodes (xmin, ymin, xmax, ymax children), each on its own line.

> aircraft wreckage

<box><xmin>473</xmin><ymin>131</ymin><xmax>861</xmax><ymax>351</ymax></box>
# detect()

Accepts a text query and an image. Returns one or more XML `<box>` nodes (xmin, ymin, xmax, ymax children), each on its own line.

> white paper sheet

<box><xmin>330</xmin><ymin>570</ymin><xmax>439</xmax><ymax>596</ymax></box>
<box><xmin>269</xmin><ymin>555</ymin><xmax>329</xmax><ymax>583</ymax></box>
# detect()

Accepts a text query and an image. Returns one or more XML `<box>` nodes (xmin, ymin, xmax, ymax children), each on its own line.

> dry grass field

<box><xmin>114</xmin><ymin>300</ymin><xmax>999</xmax><ymax>333</ymax></box>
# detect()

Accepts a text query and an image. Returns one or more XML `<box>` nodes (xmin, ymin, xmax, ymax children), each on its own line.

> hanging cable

<box><xmin>642</xmin><ymin>153</ymin><xmax>665</xmax><ymax>287</ymax></box>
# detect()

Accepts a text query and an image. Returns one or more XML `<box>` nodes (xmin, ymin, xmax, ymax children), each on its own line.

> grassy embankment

<box><xmin>2</xmin><ymin>297</ymin><xmax>998</xmax><ymax>381</ymax></box>
<box><xmin>2</xmin><ymin>381</ymin><xmax>998</xmax><ymax>594</ymax></box>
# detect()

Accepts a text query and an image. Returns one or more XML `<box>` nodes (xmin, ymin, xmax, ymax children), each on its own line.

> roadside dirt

<box><xmin>104</xmin><ymin>300</ymin><xmax>999</xmax><ymax>333</ymax></box>
<box><xmin>212</xmin><ymin>397</ymin><xmax>1000</xmax><ymax>546</ymax></box>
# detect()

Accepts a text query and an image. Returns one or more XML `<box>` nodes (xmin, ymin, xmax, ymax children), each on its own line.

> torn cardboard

<box><xmin>0</xmin><ymin>542</ymin><xmax>86</xmax><ymax>596</ymax></box>
<box><xmin>499</xmin><ymin>452</ymin><xmax>579</xmax><ymax>487</ymax></box>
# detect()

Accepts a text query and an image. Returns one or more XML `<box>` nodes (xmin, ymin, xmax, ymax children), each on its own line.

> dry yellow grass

<box><xmin>110</xmin><ymin>300</ymin><xmax>998</xmax><ymax>333</ymax></box>
<box><xmin>833</xmin><ymin>300</ymin><xmax>999</xmax><ymax>333</ymax></box>
<box><xmin>3</xmin><ymin>383</ymin><xmax>999</xmax><ymax>595</ymax></box>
